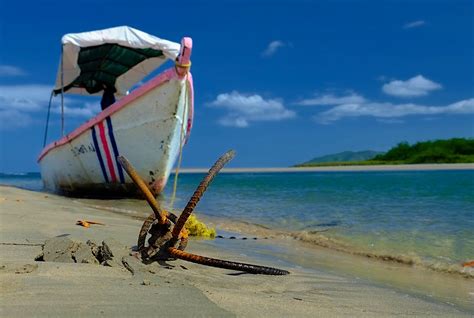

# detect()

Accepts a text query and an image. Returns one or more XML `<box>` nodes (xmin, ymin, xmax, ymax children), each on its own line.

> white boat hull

<box><xmin>38</xmin><ymin>68</ymin><xmax>193</xmax><ymax>197</ymax></box>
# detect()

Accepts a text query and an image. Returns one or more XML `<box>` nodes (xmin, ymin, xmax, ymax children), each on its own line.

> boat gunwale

<box><xmin>38</xmin><ymin>67</ymin><xmax>193</xmax><ymax>162</ymax></box>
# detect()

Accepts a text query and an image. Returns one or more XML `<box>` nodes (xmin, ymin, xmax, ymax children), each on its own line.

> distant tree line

<box><xmin>371</xmin><ymin>138</ymin><xmax>474</xmax><ymax>164</ymax></box>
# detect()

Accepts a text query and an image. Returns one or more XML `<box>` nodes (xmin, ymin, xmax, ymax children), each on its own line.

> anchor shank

<box><xmin>117</xmin><ymin>156</ymin><xmax>167</xmax><ymax>224</ymax></box>
<box><xmin>171</xmin><ymin>150</ymin><xmax>235</xmax><ymax>239</ymax></box>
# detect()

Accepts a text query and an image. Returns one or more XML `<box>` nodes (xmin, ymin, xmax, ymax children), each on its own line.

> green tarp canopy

<box><xmin>54</xmin><ymin>26</ymin><xmax>181</xmax><ymax>97</ymax></box>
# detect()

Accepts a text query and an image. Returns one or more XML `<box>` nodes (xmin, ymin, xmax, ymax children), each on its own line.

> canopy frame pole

<box><xmin>169</xmin><ymin>37</ymin><xmax>193</xmax><ymax>210</ymax></box>
<box><xmin>42</xmin><ymin>91</ymin><xmax>54</xmax><ymax>147</ymax></box>
<box><xmin>60</xmin><ymin>45</ymin><xmax>65</xmax><ymax>136</ymax></box>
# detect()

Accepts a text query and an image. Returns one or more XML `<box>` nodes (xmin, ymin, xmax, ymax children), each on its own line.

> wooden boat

<box><xmin>38</xmin><ymin>26</ymin><xmax>193</xmax><ymax>197</ymax></box>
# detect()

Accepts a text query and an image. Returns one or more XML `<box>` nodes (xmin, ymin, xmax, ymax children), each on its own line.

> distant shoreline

<box><xmin>1</xmin><ymin>163</ymin><xmax>474</xmax><ymax>176</ymax></box>
<box><xmin>179</xmin><ymin>163</ymin><xmax>474</xmax><ymax>173</ymax></box>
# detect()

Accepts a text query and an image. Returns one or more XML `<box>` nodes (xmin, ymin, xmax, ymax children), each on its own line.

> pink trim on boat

<box><xmin>185</xmin><ymin>72</ymin><xmax>194</xmax><ymax>143</ymax></box>
<box><xmin>176</xmin><ymin>37</ymin><xmax>192</xmax><ymax>79</ymax></box>
<box><xmin>38</xmin><ymin>67</ymin><xmax>180</xmax><ymax>162</ymax></box>
<box><xmin>177</xmin><ymin>37</ymin><xmax>194</xmax><ymax>142</ymax></box>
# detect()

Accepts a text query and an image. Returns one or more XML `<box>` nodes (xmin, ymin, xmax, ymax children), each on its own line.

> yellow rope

<box><xmin>184</xmin><ymin>214</ymin><xmax>216</xmax><ymax>238</ymax></box>
<box><xmin>175</xmin><ymin>61</ymin><xmax>192</xmax><ymax>68</ymax></box>
<box><xmin>169</xmin><ymin>75</ymin><xmax>188</xmax><ymax>210</ymax></box>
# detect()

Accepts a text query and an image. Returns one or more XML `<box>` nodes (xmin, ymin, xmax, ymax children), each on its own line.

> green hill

<box><xmin>372</xmin><ymin>138</ymin><xmax>474</xmax><ymax>164</ymax></box>
<box><xmin>296</xmin><ymin>138</ymin><xmax>474</xmax><ymax>167</ymax></box>
<box><xmin>299</xmin><ymin>150</ymin><xmax>382</xmax><ymax>166</ymax></box>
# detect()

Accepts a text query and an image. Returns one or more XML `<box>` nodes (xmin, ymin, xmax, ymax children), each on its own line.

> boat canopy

<box><xmin>53</xmin><ymin>26</ymin><xmax>181</xmax><ymax>97</ymax></box>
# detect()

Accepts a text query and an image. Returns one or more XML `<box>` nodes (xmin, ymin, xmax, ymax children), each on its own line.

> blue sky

<box><xmin>0</xmin><ymin>0</ymin><xmax>473</xmax><ymax>172</ymax></box>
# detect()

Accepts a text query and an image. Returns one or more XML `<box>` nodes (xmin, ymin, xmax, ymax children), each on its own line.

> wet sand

<box><xmin>0</xmin><ymin>185</ymin><xmax>472</xmax><ymax>317</ymax></box>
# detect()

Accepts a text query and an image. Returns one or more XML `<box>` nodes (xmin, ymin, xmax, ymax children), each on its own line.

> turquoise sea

<box><xmin>177</xmin><ymin>170</ymin><xmax>474</xmax><ymax>276</ymax></box>
<box><xmin>1</xmin><ymin>170</ymin><xmax>473</xmax><ymax>274</ymax></box>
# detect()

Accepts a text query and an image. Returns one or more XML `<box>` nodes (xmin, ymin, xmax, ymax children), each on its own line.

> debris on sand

<box><xmin>35</xmin><ymin>237</ymin><xmax>134</xmax><ymax>271</ymax></box>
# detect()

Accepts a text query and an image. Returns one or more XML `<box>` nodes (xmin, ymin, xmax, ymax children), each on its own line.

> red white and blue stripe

<box><xmin>91</xmin><ymin>117</ymin><xmax>125</xmax><ymax>183</ymax></box>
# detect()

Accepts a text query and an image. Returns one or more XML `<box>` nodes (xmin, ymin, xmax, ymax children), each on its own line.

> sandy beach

<box><xmin>0</xmin><ymin>185</ymin><xmax>472</xmax><ymax>317</ymax></box>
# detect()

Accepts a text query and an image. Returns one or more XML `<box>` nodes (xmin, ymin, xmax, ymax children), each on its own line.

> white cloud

<box><xmin>296</xmin><ymin>93</ymin><xmax>366</xmax><ymax>106</ymax></box>
<box><xmin>208</xmin><ymin>91</ymin><xmax>295</xmax><ymax>127</ymax></box>
<box><xmin>261</xmin><ymin>40</ymin><xmax>286</xmax><ymax>57</ymax></box>
<box><xmin>218</xmin><ymin>117</ymin><xmax>250</xmax><ymax>128</ymax></box>
<box><xmin>0</xmin><ymin>65</ymin><xmax>26</xmax><ymax>77</ymax></box>
<box><xmin>301</xmin><ymin>87</ymin><xmax>473</xmax><ymax>124</ymax></box>
<box><xmin>0</xmin><ymin>84</ymin><xmax>52</xmax><ymax>112</ymax></box>
<box><xmin>52</xmin><ymin>102</ymin><xmax>100</xmax><ymax>118</ymax></box>
<box><xmin>0</xmin><ymin>84</ymin><xmax>101</xmax><ymax>129</ymax></box>
<box><xmin>382</xmin><ymin>75</ymin><xmax>442</xmax><ymax>97</ymax></box>
<box><xmin>0</xmin><ymin>109</ymin><xmax>33</xmax><ymax>130</ymax></box>
<box><xmin>315</xmin><ymin>98</ymin><xmax>474</xmax><ymax>124</ymax></box>
<box><xmin>403</xmin><ymin>20</ymin><xmax>426</xmax><ymax>29</ymax></box>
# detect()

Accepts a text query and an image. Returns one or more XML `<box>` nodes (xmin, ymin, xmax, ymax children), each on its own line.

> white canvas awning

<box><xmin>54</xmin><ymin>26</ymin><xmax>181</xmax><ymax>97</ymax></box>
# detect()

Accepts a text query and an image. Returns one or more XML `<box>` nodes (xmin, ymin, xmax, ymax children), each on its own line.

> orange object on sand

<box><xmin>462</xmin><ymin>260</ymin><xmax>474</xmax><ymax>267</ymax></box>
<box><xmin>76</xmin><ymin>220</ymin><xmax>105</xmax><ymax>228</ymax></box>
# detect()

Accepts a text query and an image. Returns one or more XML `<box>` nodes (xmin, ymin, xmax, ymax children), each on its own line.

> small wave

<box><xmin>208</xmin><ymin>217</ymin><xmax>474</xmax><ymax>279</ymax></box>
<box><xmin>290</xmin><ymin>231</ymin><xmax>473</xmax><ymax>278</ymax></box>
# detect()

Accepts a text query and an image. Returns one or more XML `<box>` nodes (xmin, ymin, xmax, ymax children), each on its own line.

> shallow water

<box><xmin>200</xmin><ymin>229</ymin><xmax>474</xmax><ymax>312</ymax></box>
<box><xmin>2</xmin><ymin>169</ymin><xmax>474</xmax><ymax>311</ymax></box>
<box><xmin>0</xmin><ymin>172</ymin><xmax>43</xmax><ymax>192</ymax></box>
<box><xmin>164</xmin><ymin>171</ymin><xmax>474</xmax><ymax>272</ymax></box>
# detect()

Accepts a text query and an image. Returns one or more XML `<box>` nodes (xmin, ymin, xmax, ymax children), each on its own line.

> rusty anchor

<box><xmin>117</xmin><ymin>150</ymin><xmax>289</xmax><ymax>275</ymax></box>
